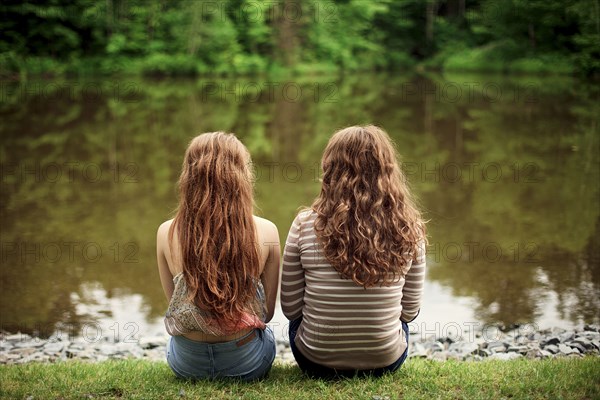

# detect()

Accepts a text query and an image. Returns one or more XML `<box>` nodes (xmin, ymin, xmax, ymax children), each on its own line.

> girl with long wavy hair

<box><xmin>281</xmin><ymin>125</ymin><xmax>427</xmax><ymax>378</ymax></box>
<box><xmin>157</xmin><ymin>132</ymin><xmax>280</xmax><ymax>381</ymax></box>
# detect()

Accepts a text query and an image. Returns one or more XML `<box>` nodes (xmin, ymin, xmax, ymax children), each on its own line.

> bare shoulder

<box><xmin>253</xmin><ymin>215</ymin><xmax>279</xmax><ymax>238</ymax></box>
<box><xmin>157</xmin><ymin>219</ymin><xmax>174</xmax><ymax>246</ymax></box>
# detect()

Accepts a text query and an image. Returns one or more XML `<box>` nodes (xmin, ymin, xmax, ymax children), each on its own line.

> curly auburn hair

<box><xmin>311</xmin><ymin>125</ymin><xmax>426</xmax><ymax>288</ymax></box>
<box><xmin>169</xmin><ymin>132</ymin><xmax>260</xmax><ymax>324</ymax></box>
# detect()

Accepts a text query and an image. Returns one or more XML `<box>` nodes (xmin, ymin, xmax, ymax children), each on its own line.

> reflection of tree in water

<box><xmin>546</xmin><ymin>217</ymin><xmax>600</xmax><ymax>325</ymax></box>
<box><xmin>0</xmin><ymin>74</ymin><xmax>598</xmax><ymax>335</ymax></box>
<box><xmin>423</xmin><ymin>75</ymin><xmax>600</xmax><ymax>327</ymax></box>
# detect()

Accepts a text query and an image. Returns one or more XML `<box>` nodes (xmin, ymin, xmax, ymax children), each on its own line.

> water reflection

<box><xmin>0</xmin><ymin>73</ymin><xmax>598</xmax><ymax>337</ymax></box>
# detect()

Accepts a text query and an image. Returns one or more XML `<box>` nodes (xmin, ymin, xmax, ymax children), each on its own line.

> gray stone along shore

<box><xmin>1</xmin><ymin>325</ymin><xmax>598</xmax><ymax>365</ymax></box>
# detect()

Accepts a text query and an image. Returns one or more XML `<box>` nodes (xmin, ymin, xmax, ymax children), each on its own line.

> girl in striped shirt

<box><xmin>281</xmin><ymin>125</ymin><xmax>427</xmax><ymax>378</ymax></box>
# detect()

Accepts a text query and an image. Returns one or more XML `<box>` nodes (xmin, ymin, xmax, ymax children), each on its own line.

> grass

<box><xmin>1</xmin><ymin>358</ymin><xmax>599</xmax><ymax>399</ymax></box>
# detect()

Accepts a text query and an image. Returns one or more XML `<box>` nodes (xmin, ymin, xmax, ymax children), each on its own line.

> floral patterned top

<box><xmin>164</xmin><ymin>272</ymin><xmax>267</xmax><ymax>336</ymax></box>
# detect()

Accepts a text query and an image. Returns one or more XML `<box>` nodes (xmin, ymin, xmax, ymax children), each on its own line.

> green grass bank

<box><xmin>1</xmin><ymin>358</ymin><xmax>599</xmax><ymax>399</ymax></box>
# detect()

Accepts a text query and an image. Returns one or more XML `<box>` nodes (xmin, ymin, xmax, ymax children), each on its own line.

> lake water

<box><xmin>1</xmin><ymin>72</ymin><xmax>598</xmax><ymax>343</ymax></box>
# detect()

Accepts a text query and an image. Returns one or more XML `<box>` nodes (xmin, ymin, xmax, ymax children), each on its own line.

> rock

<box><xmin>579</xmin><ymin>331</ymin><xmax>600</xmax><ymax>341</ymax></box>
<box><xmin>276</xmin><ymin>344</ymin><xmax>287</xmax><ymax>355</ymax></box>
<box><xmin>438</xmin><ymin>336</ymin><xmax>455</xmax><ymax>346</ymax></box>
<box><xmin>526</xmin><ymin>349</ymin><xmax>545</xmax><ymax>359</ymax></box>
<box><xmin>507</xmin><ymin>346</ymin><xmax>529</xmax><ymax>354</ymax></box>
<box><xmin>544</xmin><ymin>344</ymin><xmax>559</xmax><ymax>354</ymax></box>
<box><xmin>127</xmin><ymin>346</ymin><xmax>144</xmax><ymax>358</ymax></box>
<box><xmin>431</xmin><ymin>342</ymin><xmax>445</xmax><ymax>353</ymax></box>
<box><xmin>114</xmin><ymin>341</ymin><xmax>137</xmax><ymax>354</ymax></box>
<box><xmin>559</xmin><ymin>332</ymin><xmax>574</xmax><ymax>343</ymax></box>
<box><xmin>543</xmin><ymin>336</ymin><xmax>560</xmax><ymax>346</ymax></box>
<box><xmin>504</xmin><ymin>328</ymin><xmax>520</xmax><ymax>340</ymax></box>
<box><xmin>43</xmin><ymin>342</ymin><xmax>65</xmax><ymax>354</ymax></box>
<box><xmin>488</xmin><ymin>352</ymin><xmax>522</xmax><ymax>361</ymax></box>
<box><xmin>139</xmin><ymin>337</ymin><xmax>166</xmax><ymax>350</ymax></box>
<box><xmin>9</xmin><ymin>347</ymin><xmax>36</xmax><ymax>356</ymax></box>
<box><xmin>46</xmin><ymin>333</ymin><xmax>66</xmax><ymax>342</ymax></box>
<box><xmin>569</xmin><ymin>343</ymin><xmax>587</xmax><ymax>354</ymax></box>
<box><xmin>539</xmin><ymin>350</ymin><xmax>552</xmax><ymax>358</ymax></box>
<box><xmin>572</xmin><ymin>337</ymin><xmax>592</xmax><ymax>349</ymax></box>
<box><xmin>515</xmin><ymin>336</ymin><xmax>528</xmax><ymax>345</ymax></box>
<box><xmin>486</xmin><ymin>342</ymin><xmax>507</xmax><ymax>353</ymax></box>
<box><xmin>472</xmin><ymin>349</ymin><xmax>490</xmax><ymax>357</ymax></box>
<box><xmin>3</xmin><ymin>324</ymin><xmax>600</xmax><ymax>365</ymax></box>
<box><xmin>21</xmin><ymin>354</ymin><xmax>49</xmax><ymax>363</ymax></box>
<box><xmin>76</xmin><ymin>351</ymin><xmax>95</xmax><ymax>360</ymax></box>
<box><xmin>583</xmin><ymin>324</ymin><xmax>599</xmax><ymax>332</ymax></box>
<box><xmin>448</xmin><ymin>342</ymin><xmax>478</xmax><ymax>355</ymax></box>
<box><xmin>4</xmin><ymin>333</ymin><xmax>31</xmax><ymax>342</ymax></box>
<box><xmin>14</xmin><ymin>340</ymin><xmax>45</xmax><ymax>348</ymax></box>
<box><xmin>409</xmin><ymin>343</ymin><xmax>427</xmax><ymax>358</ymax></box>
<box><xmin>66</xmin><ymin>349</ymin><xmax>81</xmax><ymax>358</ymax></box>
<box><xmin>0</xmin><ymin>340</ymin><xmax>12</xmax><ymax>349</ymax></box>
<box><xmin>96</xmin><ymin>344</ymin><xmax>118</xmax><ymax>356</ymax></box>
<box><xmin>558</xmin><ymin>344</ymin><xmax>577</xmax><ymax>355</ymax></box>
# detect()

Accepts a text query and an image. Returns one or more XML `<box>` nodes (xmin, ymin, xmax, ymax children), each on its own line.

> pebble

<box><xmin>543</xmin><ymin>336</ymin><xmax>560</xmax><ymax>346</ymax></box>
<box><xmin>485</xmin><ymin>341</ymin><xmax>507</xmax><ymax>353</ymax></box>
<box><xmin>558</xmin><ymin>344</ymin><xmax>578</xmax><ymax>355</ymax></box>
<box><xmin>448</xmin><ymin>342</ymin><xmax>478</xmax><ymax>355</ymax></box>
<box><xmin>569</xmin><ymin>342</ymin><xmax>587</xmax><ymax>354</ymax></box>
<box><xmin>423</xmin><ymin>341</ymin><xmax>444</xmax><ymax>353</ymax></box>
<box><xmin>409</xmin><ymin>342</ymin><xmax>428</xmax><ymax>358</ymax></box>
<box><xmin>1</xmin><ymin>325</ymin><xmax>599</xmax><ymax>365</ymax></box>
<box><xmin>545</xmin><ymin>344</ymin><xmax>559</xmax><ymax>354</ymax></box>
<box><xmin>489</xmin><ymin>352</ymin><xmax>523</xmax><ymax>361</ymax></box>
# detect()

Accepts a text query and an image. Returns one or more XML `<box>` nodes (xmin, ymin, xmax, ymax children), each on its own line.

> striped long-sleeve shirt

<box><xmin>281</xmin><ymin>210</ymin><xmax>426</xmax><ymax>370</ymax></box>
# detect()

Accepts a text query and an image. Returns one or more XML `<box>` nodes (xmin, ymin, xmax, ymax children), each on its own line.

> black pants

<box><xmin>288</xmin><ymin>317</ymin><xmax>409</xmax><ymax>379</ymax></box>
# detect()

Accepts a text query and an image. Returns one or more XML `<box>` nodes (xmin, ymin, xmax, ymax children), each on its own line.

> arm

<box><xmin>260</xmin><ymin>221</ymin><xmax>280</xmax><ymax>323</ymax></box>
<box><xmin>281</xmin><ymin>215</ymin><xmax>305</xmax><ymax>320</ymax></box>
<box><xmin>157</xmin><ymin>221</ymin><xmax>175</xmax><ymax>302</ymax></box>
<box><xmin>400</xmin><ymin>240</ymin><xmax>426</xmax><ymax>323</ymax></box>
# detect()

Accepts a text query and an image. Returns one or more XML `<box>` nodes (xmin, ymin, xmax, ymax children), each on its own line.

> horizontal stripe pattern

<box><xmin>281</xmin><ymin>210</ymin><xmax>426</xmax><ymax>370</ymax></box>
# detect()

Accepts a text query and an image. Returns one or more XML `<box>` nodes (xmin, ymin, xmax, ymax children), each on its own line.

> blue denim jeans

<box><xmin>166</xmin><ymin>327</ymin><xmax>276</xmax><ymax>381</ymax></box>
<box><xmin>288</xmin><ymin>317</ymin><xmax>409</xmax><ymax>379</ymax></box>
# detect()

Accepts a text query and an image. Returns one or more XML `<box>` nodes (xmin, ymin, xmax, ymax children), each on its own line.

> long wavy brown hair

<box><xmin>312</xmin><ymin>125</ymin><xmax>426</xmax><ymax>288</ymax></box>
<box><xmin>169</xmin><ymin>132</ymin><xmax>260</xmax><ymax>324</ymax></box>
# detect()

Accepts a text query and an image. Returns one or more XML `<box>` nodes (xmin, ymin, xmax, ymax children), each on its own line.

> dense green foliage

<box><xmin>1</xmin><ymin>0</ymin><xmax>598</xmax><ymax>77</ymax></box>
